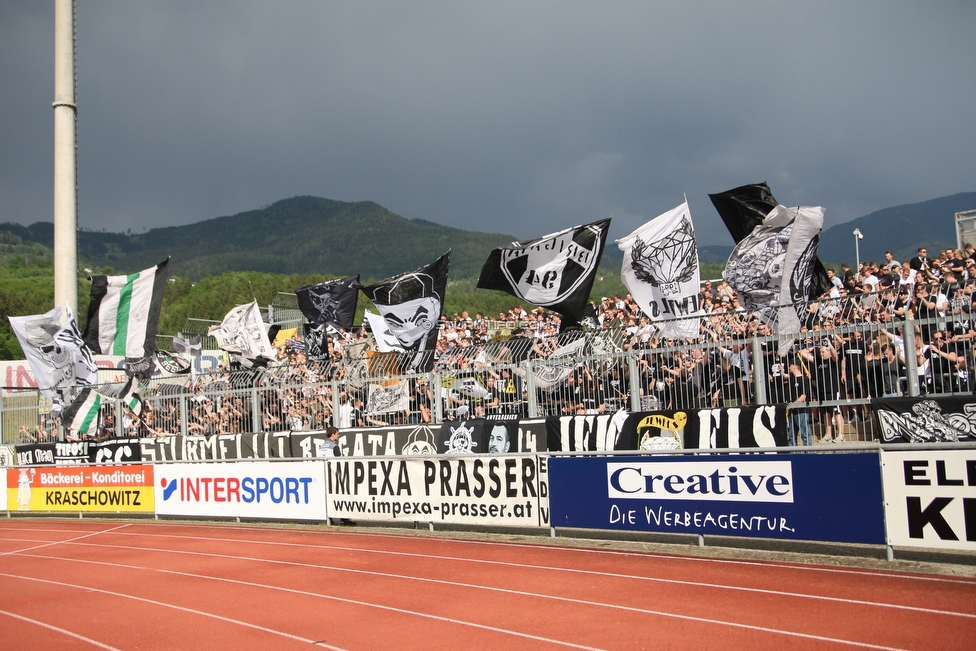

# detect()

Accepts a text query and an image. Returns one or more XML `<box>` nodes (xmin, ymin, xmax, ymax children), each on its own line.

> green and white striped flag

<box><xmin>118</xmin><ymin>377</ymin><xmax>143</xmax><ymax>417</ymax></box>
<box><xmin>63</xmin><ymin>378</ymin><xmax>142</xmax><ymax>436</ymax></box>
<box><xmin>83</xmin><ymin>259</ymin><xmax>169</xmax><ymax>360</ymax></box>
<box><xmin>63</xmin><ymin>388</ymin><xmax>104</xmax><ymax>435</ymax></box>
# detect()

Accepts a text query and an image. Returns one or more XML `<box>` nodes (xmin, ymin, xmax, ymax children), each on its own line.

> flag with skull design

<box><xmin>355</xmin><ymin>251</ymin><xmax>451</xmax><ymax>372</ymax></box>
<box><xmin>296</xmin><ymin>275</ymin><xmax>359</xmax><ymax>362</ymax></box>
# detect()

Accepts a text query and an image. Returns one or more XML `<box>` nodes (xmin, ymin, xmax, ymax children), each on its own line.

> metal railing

<box><xmin>5</xmin><ymin>283</ymin><xmax>975</xmax><ymax>445</ymax></box>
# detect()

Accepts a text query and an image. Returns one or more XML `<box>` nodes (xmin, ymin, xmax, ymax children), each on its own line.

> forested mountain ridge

<box><xmin>0</xmin><ymin>197</ymin><xmax>521</xmax><ymax>282</ymax></box>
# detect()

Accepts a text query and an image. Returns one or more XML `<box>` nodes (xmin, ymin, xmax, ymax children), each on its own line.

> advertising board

<box><xmin>326</xmin><ymin>455</ymin><xmax>549</xmax><ymax>527</ymax></box>
<box><xmin>549</xmin><ymin>453</ymin><xmax>885</xmax><ymax>544</ymax></box>
<box><xmin>6</xmin><ymin>464</ymin><xmax>154</xmax><ymax>513</ymax></box>
<box><xmin>153</xmin><ymin>460</ymin><xmax>327</xmax><ymax>520</ymax></box>
<box><xmin>881</xmin><ymin>449</ymin><xmax>976</xmax><ymax>551</ymax></box>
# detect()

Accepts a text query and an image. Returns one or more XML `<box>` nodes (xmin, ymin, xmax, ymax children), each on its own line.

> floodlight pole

<box><xmin>53</xmin><ymin>0</ymin><xmax>78</xmax><ymax>317</ymax></box>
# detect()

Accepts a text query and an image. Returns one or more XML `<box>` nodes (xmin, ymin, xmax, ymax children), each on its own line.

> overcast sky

<box><xmin>1</xmin><ymin>2</ymin><xmax>974</xmax><ymax>246</ymax></box>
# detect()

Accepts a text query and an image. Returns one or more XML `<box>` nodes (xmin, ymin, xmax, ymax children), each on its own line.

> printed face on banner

<box><xmin>488</xmin><ymin>424</ymin><xmax>511</xmax><ymax>454</ymax></box>
<box><xmin>376</xmin><ymin>296</ymin><xmax>440</xmax><ymax>350</ymax></box>
<box><xmin>501</xmin><ymin>225</ymin><xmax>604</xmax><ymax>305</ymax></box>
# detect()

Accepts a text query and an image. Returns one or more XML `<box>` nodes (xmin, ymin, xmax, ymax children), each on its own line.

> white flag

<box><xmin>617</xmin><ymin>202</ymin><xmax>702</xmax><ymax>339</ymax></box>
<box><xmin>208</xmin><ymin>301</ymin><xmax>276</xmax><ymax>360</ymax></box>
<box><xmin>367</xmin><ymin>379</ymin><xmax>410</xmax><ymax>415</ymax></box>
<box><xmin>8</xmin><ymin>306</ymin><xmax>97</xmax><ymax>402</ymax></box>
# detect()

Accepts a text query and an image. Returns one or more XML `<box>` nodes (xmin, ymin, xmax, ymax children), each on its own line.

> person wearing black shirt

<box><xmin>909</xmin><ymin>247</ymin><xmax>930</xmax><ymax>272</ymax></box>
<box><xmin>840</xmin><ymin>330</ymin><xmax>868</xmax><ymax>422</ymax></box>
<box><xmin>786</xmin><ymin>360</ymin><xmax>812</xmax><ymax>446</ymax></box>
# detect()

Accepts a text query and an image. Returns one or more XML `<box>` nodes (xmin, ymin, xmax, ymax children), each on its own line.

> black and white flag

<box><xmin>302</xmin><ymin>321</ymin><xmax>329</xmax><ymax>363</ymax></box>
<box><xmin>208</xmin><ymin>301</ymin><xmax>277</xmax><ymax>364</ymax></box>
<box><xmin>723</xmin><ymin>204</ymin><xmax>824</xmax><ymax>343</ymax></box>
<box><xmin>477</xmin><ymin>219</ymin><xmax>610</xmax><ymax>324</ymax></box>
<box><xmin>617</xmin><ymin>202</ymin><xmax>702</xmax><ymax>339</ymax></box>
<box><xmin>83</xmin><ymin>259</ymin><xmax>169</xmax><ymax>379</ymax></box>
<box><xmin>172</xmin><ymin>333</ymin><xmax>201</xmax><ymax>358</ymax></box>
<box><xmin>296</xmin><ymin>275</ymin><xmax>359</xmax><ymax>330</ymax></box>
<box><xmin>356</xmin><ymin>251</ymin><xmax>450</xmax><ymax>372</ymax></box>
<box><xmin>8</xmin><ymin>306</ymin><xmax>97</xmax><ymax>405</ymax></box>
<box><xmin>710</xmin><ymin>182</ymin><xmax>830</xmax><ymax>299</ymax></box>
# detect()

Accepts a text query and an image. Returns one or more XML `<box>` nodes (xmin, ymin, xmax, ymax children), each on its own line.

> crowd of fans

<box><xmin>15</xmin><ymin>246</ymin><xmax>976</xmax><ymax>446</ymax></box>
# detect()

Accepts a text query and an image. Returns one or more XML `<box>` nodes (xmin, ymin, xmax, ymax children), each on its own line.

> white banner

<box><xmin>618</xmin><ymin>202</ymin><xmax>701</xmax><ymax>339</ymax></box>
<box><xmin>153</xmin><ymin>460</ymin><xmax>327</xmax><ymax>520</ymax></box>
<box><xmin>326</xmin><ymin>455</ymin><xmax>549</xmax><ymax>527</ymax></box>
<box><xmin>881</xmin><ymin>449</ymin><xmax>976</xmax><ymax>551</ymax></box>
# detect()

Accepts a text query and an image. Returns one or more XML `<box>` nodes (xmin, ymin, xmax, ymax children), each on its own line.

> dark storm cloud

<box><xmin>1</xmin><ymin>2</ymin><xmax>974</xmax><ymax>244</ymax></box>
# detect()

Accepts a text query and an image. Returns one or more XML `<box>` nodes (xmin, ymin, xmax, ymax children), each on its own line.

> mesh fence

<box><xmin>4</xmin><ymin>282</ymin><xmax>975</xmax><ymax>445</ymax></box>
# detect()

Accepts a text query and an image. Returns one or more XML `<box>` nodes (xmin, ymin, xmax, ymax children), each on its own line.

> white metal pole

<box><xmin>53</xmin><ymin>0</ymin><xmax>78</xmax><ymax>317</ymax></box>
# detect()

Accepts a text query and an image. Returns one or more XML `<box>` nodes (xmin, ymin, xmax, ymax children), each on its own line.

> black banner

<box><xmin>872</xmin><ymin>396</ymin><xmax>976</xmax><ymax>443</ymax></box>
<box><xmin>546</xmin><ymin>414</ymin><xmax>632</xmax><ymax>452</ymax></box>
<box><xmin>139</xmin><ymin>433</ymin><xmax>293</xmax><ymax>461</ymax></box>
<box><xmin>14</xmin><ymin>443</ymin><xmax>56</xmax><ymax>466</ymax></box>
<box><xmin>623</xmin><ymin>406</ymin><xmax>788</xmax><ymax>449</ymax></box>
<box><xmin>547</xmin><ymin>406</ymin><xmax>788</xmax><ymax>452</ymax></box>
<box><xmin>324</xmin><ymin>419</ymin><xmax>545</xmax><ymax>457</ymax></box>
<box><xmin>90</xmin><ymin>438</ymin><xmax>142</xmax><ymax>465</ymax></box>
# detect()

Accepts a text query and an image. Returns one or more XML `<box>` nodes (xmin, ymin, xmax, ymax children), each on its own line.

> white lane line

<box><xmin>88</xmin><ymin>522</ymin><xmax>976</xmax><ymax>586</ymax></box>
<box><xmin>0</xmin><ymin>571</ymin><xmax>346</xmax><ymax>651</ymax></box>
<box><xmin>25</xmin><ymin>532</ymin><xmax>972</xmax><ymax>621</ymax></box>
<box><xmin>5</xmin><ymin>521</ymin><xmax>975</xmax><ymax>590</ymax></box>
<box><xmin>0</xmin><ymin>564</ymin><xmax>604</xmax><ymax>651</ymax></box>
<box><xmin>18</xmin><ymin>552</ymin><xmax>910</xmax><ymax>651</ymax></box>
<box><xmin>0</xmin><ymin>608</ymin><xmax>123</xmax><ymax>651</ymax></box>
<box><xmin>0</xmin><ymin>523</ymin><xmax>131</xmax><ymax>558</ymax></box>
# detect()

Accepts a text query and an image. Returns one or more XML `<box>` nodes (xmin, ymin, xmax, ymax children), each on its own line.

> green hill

<box><xmin>817</xmin><ymin>192</ymin><xmax>976</xmax><ymax>264</ymax></box>
<box><xmin>0</xmin><ymin>197</ymin><xmax>522</xmax><ymax>282</ymax></box>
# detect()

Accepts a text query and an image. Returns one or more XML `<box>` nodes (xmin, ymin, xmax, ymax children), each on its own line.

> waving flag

<box><xmin>723</xmin><ymin>204</ymin><xmax>825</xmax><ymax>340</ymax></box>
<box><xmin>618</xmin><ymin>202</ymin><xmax>702</xmax><ymax>339</ymax></box>
<box><xmin>9</xmin><ymin>305</ymin><xmax>97</xmax><ymax>404</ymax></box>
<box><xmin>296</xmin><ymin>275</ymin><xmax>359</xmax><ymax>330</ymax></box>
<box><xmin>63</xmin><ymin>377</ymin><xmax>142</xmax><ymax>436</ymax></box>
<box><xmin>83</xmin><ymin>259</ymin><xmax>169</xmax><ymax>378</ymax></box>
<box><xmin>477</xmin><ymin>220</ymin><xmax>610</xmax><ymax>324</ymax></box>
<box><xmin>208</xmin><ymin>301</ymin><xmax>277</xmax><ymax>363</ymax></box>
<box><xmin>356</xmin><ymin>251</ymin><xmax>450</xmax><ymax>372</ymax></box>
<box><xmin>710</xmin><ymin>183</ymin><xmax>830</xmax><ymax>300</ymax></box>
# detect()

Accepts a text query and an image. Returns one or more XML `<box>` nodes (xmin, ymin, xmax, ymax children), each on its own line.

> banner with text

<box><xmin>153</xmin><ymin>460</ymin><xmax>327</xmax><ymax>520</ymax></box>
<box><xmin>291</xmin><ymin>420</ymin><xmax>549</xmax><ymax>458</ymax></box>
<box><xmin>881</xmin><ymin>449</ymin><xmax>976</xmax><ymax>551</ymax></box>
<box><xmin>548</xmin><ymin>453</ymin><xmax>884</xmax><ymax>544</ymax></box>
<box><xmin>326</xmin><ymin>455</ymin><xmax>549</xmax><ymax>527</ymax></box>
<box><xmin>7</xmin><ymin>464</ymin><xmax>154</xmax><ymax>513</ymax></box>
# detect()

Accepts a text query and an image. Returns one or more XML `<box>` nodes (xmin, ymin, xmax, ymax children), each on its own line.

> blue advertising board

<box><xmin>549</xmin><ymin>453</ymin><xmax>885</xmax><ymax>544</ymax></box>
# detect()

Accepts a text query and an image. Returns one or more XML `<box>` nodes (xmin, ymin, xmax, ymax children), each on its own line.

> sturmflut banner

<box><xmin>548</xmin><ymin>453</ymin><xmax>884</xmax><ymax>544</ymax></box>
<box><xmin>326</xmin><ymin>455</ymin><xmax>549</xmax><ymax>527</ymax></box>
<box><xmin>7</xmin><ymin>464</ymin><xmax>154</xmax><ymax>513</ymax></box>
<box><xmin>881</xmin><ymin>449</ymin><xmax>976</xmax><ymax>551</ymax></box>
<box><xmin>153</xmin><ymin>460</ymin><xmax>327</xmax><ymax>520</ymax></box>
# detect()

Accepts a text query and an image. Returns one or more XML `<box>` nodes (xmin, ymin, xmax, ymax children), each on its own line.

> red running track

<box><xmin>0</xmin><ymin>520</ymin><xmax>973</xmax><ymax>650</ymax></box>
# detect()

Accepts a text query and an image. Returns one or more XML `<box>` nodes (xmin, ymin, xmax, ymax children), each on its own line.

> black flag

<box><xmin>296</xmin><ymin>275</ymin><xmax>359</xmax><ymax>330</ymax></box>
<box><xmin>356</xmin><ymin>251</ymin><xmax>450</xmax><ymax>372</ymax></box>
<box><xmin>477</xmin><ymin>219</ymin><xmax>610</xmax><ymax>323</ymax></box>
<box><xmin>708</xmin><ymin>182</ymin><xmax>778</xmax><ymax>244</ymax></box>
<box><xmin>710</xmin><ymin>183</ymin><xmax>830</xmax><ymax>299</ymax></box>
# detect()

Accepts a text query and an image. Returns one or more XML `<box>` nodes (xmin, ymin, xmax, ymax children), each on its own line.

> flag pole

<box><xmin>53</xmin><ymin>0</ymin><xmax>78</xmax><ymax>318</ymax></box>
